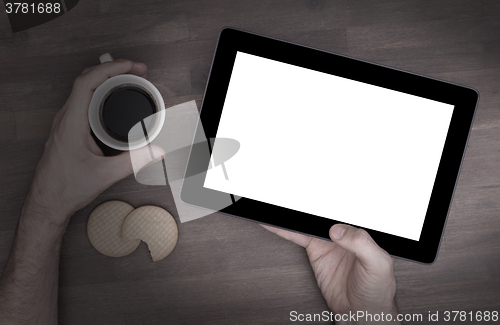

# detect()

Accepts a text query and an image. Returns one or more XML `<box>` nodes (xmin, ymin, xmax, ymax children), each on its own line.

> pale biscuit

<box><xmin>87</xmin><ymin>200</ymin><xmax>141</xmax><ymax>258</ymax></box>
<box><xmin>122</xmin><ymin>205</ymin><xmax>178</xmax><ymax>262</ymax></box>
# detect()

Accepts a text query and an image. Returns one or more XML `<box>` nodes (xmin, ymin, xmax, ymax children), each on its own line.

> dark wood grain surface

<box><xmin>1</xmin><ymin>0</ymin><xmax>500</xmax><ymax>324</ymax></box>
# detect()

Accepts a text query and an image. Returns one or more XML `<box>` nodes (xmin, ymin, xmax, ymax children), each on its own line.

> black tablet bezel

<box><xmin>181</xmin><ymin>27</ymin><xmax>478</xmax><ymax>264</ymax></box>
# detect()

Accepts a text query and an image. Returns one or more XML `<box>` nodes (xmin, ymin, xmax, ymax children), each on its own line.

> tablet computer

<box><xmin>181</xmin><ymin>27</ymin><xmax>478</xmax><ymax>264</ymax></box>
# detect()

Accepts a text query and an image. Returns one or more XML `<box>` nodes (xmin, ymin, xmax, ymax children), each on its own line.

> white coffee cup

<box><xmin>88</xmin><ymin>53</ymin><xmax>165</xmax><ymax>151</ymax></box>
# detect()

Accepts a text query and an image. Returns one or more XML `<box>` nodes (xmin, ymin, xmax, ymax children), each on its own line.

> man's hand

<box><xmin>0</xmin><ymin>59</ymin><xmax>164</xmax><ymax>325</ymax></box>
<box><xmin>28</xmin><ymin>59</ymin><xmax>164</xmax><ymax>225</ymax></box>
<box><xmin>263</xmin><ymin>224</ymin><xmax>399</xmax><ymax>325</ymax></box>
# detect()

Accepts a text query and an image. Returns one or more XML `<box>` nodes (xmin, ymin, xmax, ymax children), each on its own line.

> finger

<box><xmin>114</xmin><ymin>59</ymin><xmax>148</xmax><ymax>77</ymax></box>
<box><xmin>81</xmin><ymin>65</ymin><xmax>98</xmax><ymax>75</ymax></box>
<box><xmin>101</xmin><ymin>144</ymin><xmax>166</xmax><ymax>183</ymax></box>
<box><xmin>81</xmin><ymin>60</ymin><xmax>147</xmax><ymax>77</ymax></box>
<box><xmin>76</xmin><ymin>60</ymin><xmax>133</xmax><ymax>93</ymax></box>
<box><xmin>50</xmin><ymin>107</ymin><xmax>65</xmax><ymax>131</ymax></box>
<box><xmin>260</xmin><ymin>224</ymin><xmax>312</xmax><ymax>248</ymax></box>
<box><xmin>329</xmin><ymin>224</ymin><xmax>392</xmax><ymax>272</ymax></box>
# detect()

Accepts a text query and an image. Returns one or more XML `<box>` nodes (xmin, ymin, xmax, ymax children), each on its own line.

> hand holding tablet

<box><xmin>181</xmin><ymin>27</ymin><xmax>478</xmax><ymax>263</ymax></box>
<box><xmin>263</xmin><ymin>223</ymin><xmax>398</xmax><ymax>321</ymax></box>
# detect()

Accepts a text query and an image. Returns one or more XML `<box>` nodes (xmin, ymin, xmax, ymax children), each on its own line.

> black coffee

<box><xmin>100</xmin><ymin>85</ymin><xmax>157</xmax><ymax>142</ymax></box>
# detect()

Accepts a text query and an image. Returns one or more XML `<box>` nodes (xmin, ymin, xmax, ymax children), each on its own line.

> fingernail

<box><xmin>331</xmin><ymin>225</ymin><xmax>346</xmax><ymax>240</ymax></box>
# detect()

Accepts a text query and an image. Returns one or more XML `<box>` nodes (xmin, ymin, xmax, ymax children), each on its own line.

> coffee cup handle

<box><xmin>99</xmin><ymin>53</ymin><xmax>114</xmax><ymax>64</ymax></box>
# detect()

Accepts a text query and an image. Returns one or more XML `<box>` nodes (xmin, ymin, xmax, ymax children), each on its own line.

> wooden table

<box><xmin>1</xmin><ymin>1</ymin><xmax>499</xmax><ymax>324</ymax></box>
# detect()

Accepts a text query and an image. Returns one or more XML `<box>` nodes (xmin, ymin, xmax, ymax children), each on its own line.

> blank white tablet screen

<box><xmin>204</xmin><ymin>52</ymin><xmax>454</xmax><ymax>241</ymax></box>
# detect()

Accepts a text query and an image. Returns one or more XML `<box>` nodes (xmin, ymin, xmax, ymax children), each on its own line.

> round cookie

<box><xmin>122</xmin><ymin>206</ymin><xmax>178</xmax><ymax>262</ymax></box>
<box><xmin>87</xmin><ymin>201</ymin><xmax>141</xmax><ymax>258</ymax></box>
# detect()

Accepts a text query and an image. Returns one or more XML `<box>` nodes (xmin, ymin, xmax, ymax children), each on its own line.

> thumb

<box><xmin>103</xmin><ymin>144</ymin><xmax>166</xmax><ymax>182</ymax></box>
<box><xmin>329</xmin><ymin>224</ymin><xmax>392</xmax><ymax>272</ymax></box>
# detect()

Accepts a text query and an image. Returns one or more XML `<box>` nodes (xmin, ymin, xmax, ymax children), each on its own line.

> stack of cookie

<box><xmin>87</xmin><ymin>201</ymin><xmax>178</xmax><ymax>262</ymax></box>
